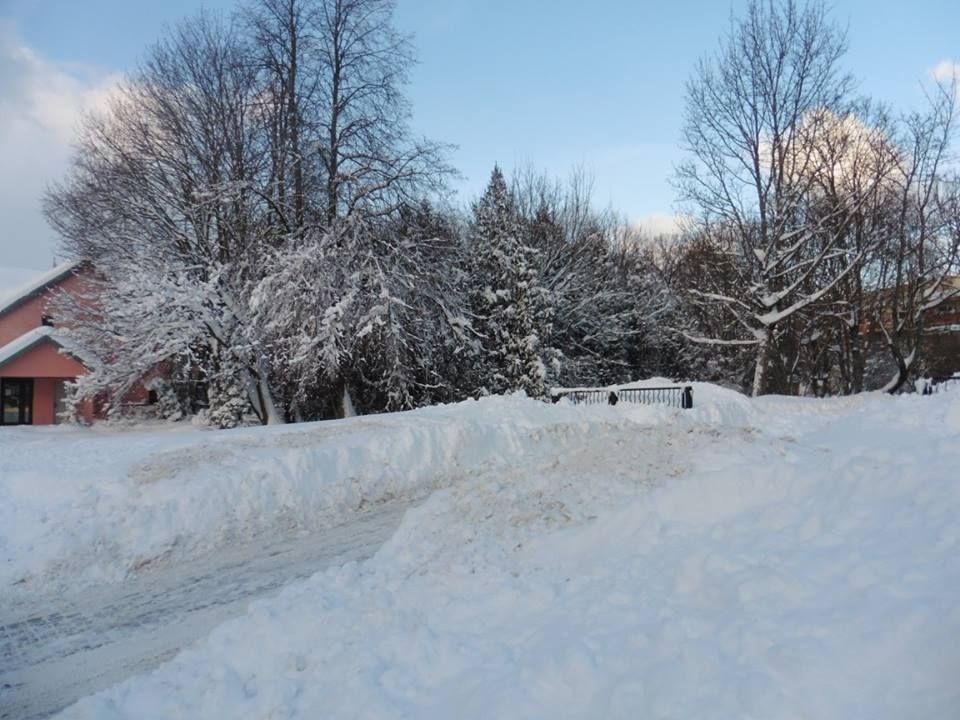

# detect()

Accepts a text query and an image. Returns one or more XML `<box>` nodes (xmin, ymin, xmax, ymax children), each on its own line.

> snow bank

<box><xmin>1</xmin><ymin>393</ymin><xmax>682</xmax><ymax>594</ymax></box>
<box><xmin>57</xmin><ymin>389</ymin><xmax>960</xmax><ymax>719</ymax></box>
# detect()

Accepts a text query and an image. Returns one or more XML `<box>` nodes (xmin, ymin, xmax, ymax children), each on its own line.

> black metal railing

<box><xmin>551</xmin><ymin>385</ymin><xmax>693</xmax><ymax>409</ymax></box>
<box><xmin>926</xmin><ymin>376</ymin><xmax>960</xmax><ymax>394</ymax></box>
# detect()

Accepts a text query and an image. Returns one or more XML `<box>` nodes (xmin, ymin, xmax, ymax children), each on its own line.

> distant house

<box><xmin>859</xmin><ymin>276</ymin><xmax>960</xmax><ymax>384</ymax></box>
<box><xmin>919</xmin><ymin>277</ymin><xmax>960</xmax><ymax>379</ymax></box>
<box><xmin>0</xmin><ymin>261</ymin><xmax>96</xmax><ymax>425</ymax></box>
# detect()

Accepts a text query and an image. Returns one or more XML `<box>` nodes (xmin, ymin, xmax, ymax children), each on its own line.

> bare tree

<box><xmin>245</xmin><ymin>0</ymin><xmax>320</xmax><ymax>232</ymax></box>
<box><xmin>868</xmin><ymin>78</ymin><xmax>959</xmax><ymax>392</ymax></box>
<box><xmin>244</xmin><ymin>0</ymin><xmax>452</xmax><ymax>228</ymax></box>
<box><xmin>242</xmin><ymin>0</ymin><xmax>455</xmax><ymax>416</ymax></box>
<box><xmin>787</xmin><ymin>103</ymin><xmax>903</xmax><ymax>395</ymax></box>
<box><xmin>510</xmin><ymin>167</ymin><xmax>683</xmax><ymax>386</ymax></box>
<box><xmin>46</xmin><ymin>13</ymin><xmax>286</xmax><ymax>425</ymax></box>
<box><xmin>676</xmin><ymin>0</ymin><xmax>892</xmax><ymax>396</ymax></box>
<box><xmin>666</xmin><ymin>226</ymin><xmax>759</xmax><ymax>389</ymax></box>
<box><xmin>45</xmin><ymin>0</ymin><xmax>457</xmax><ymax>424</ymax></box>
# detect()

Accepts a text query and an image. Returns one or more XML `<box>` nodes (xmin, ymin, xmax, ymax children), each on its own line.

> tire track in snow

<box><xmin>0</xmin><ymin>499</ymin><xmax>409</xmax><ymax>720</ymax></box>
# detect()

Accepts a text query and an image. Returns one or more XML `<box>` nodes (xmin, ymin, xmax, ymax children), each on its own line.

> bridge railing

<box><xmin>925</xmin><ymin>376</ymin><xmax>960</xmax><ymax>394</ymax></box>
<box><xmin>551</xmin><ymin>385</ymin><xmax>693</xmax><ymax>409</ymax></box>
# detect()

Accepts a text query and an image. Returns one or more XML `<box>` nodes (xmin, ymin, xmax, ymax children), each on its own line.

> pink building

<box><xmin>0</xmin><ymin>262</ymin><xmax>96</xmax><ymax>425</ymax></box>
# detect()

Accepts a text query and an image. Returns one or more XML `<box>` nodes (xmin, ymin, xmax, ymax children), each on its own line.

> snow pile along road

<box><xmin>1</xmin><ymin>394</ymin><xmax>672</xmax><ymax>595</ymax></box>
<box><xmin>56</xmin><ymin>387</ymin><xmax>960</xmax><ymax>719</ymax></box>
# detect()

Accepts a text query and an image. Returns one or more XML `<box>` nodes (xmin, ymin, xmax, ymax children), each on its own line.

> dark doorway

<box><xmin>1</xmin><ymin>378</ymin><xmax>34</xmax><ymax>425</ymax></box>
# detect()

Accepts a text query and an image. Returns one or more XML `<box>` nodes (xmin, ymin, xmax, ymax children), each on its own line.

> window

<box><xmin>1</xmin><ymin>378</ymin><xmax>34</xmax><ymax>425</ymax></box>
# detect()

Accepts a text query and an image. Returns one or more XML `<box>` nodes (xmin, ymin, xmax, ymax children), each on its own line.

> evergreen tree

<box><xmin>467</xmin><ymin>167</ymin><xmax>550</xmax><ymax>398</ymax></box>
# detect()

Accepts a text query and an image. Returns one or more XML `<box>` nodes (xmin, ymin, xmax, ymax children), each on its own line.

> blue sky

<box><xmin>0</xmin><ymin>0</ymin><xmax>957</xmax><ymax>270</ymax></box>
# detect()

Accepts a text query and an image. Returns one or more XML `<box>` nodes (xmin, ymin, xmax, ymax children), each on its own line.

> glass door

<box><xmin>1</xmin><ymin>378</ymin><xmax>33</xmax><ymax>425</ymax></box>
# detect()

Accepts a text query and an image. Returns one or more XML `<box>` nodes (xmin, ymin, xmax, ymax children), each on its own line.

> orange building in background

<box><xmin>0</xmin><ymin>262</ymin><xmax>96</xmax><ymax>425</ymax></box>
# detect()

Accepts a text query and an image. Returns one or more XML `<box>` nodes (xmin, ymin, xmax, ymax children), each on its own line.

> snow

<box><xmin>0</xmin><ymin>325</ymin><xmax>96</xmax><ymax>370</ymax></box>
<box><xmin>1</xmin><ymin>393</ymin><xmax>667</xmax><ymax>595</ymax></box>
<box><xmin>0</xmin><ymin>325</ymin><xmax>55</xmax><ymax>365</ymax></box>
<box><xmin>926</xmin><ymin>323</ymin><xmax>960</xmax><ymax>334</ymax></box>
<box><xmin>2</xmin><ymin>500</ymin><xmax>409</xmax><ymax>720</ymax></box>
<box><xmin>0</xmin><ymin>267</ymin><xmax>50</xmax><ymax>304</ymax></box>
<box><xmin>551</xmin><ymin>377</ymin><xmax>692</xmax><ymax>395</ymax></box>
<box><xmin>4</xmin><ymin>386</ymin><xmax>958</xmax><ymax>718</ymax></box>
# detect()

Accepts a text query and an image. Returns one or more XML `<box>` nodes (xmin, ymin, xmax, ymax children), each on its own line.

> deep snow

<box><xmin>3</xmin><ymin>385</ymin><xmax>959</xmax><ymax>719</ymax></box>
<box><xmin>1</xmin><ymin>500</ymin><xmax>408</xmax><ymax>720</ymax></box>
<box><xmin>2</xmin><ymin>394</ymin><xmax>665</xmax><ymax>596</ymax></box>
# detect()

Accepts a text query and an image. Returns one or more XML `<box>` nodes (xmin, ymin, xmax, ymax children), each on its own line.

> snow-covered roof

<box><xmin>0</xmin><ymin>325</ymin><xmax>94</xmax><ymax>371</ymax></box>
<box><xmin>0</xmin><ymin>259</ymin><xmax>84</xmax><ymax>320</ymax></box>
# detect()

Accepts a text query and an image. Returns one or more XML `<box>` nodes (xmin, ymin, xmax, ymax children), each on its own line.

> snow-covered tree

<box><xmin>677</xmin><ymin>0</ymin><xmax>902</xmax><ymax>395</ymax></box>
<box><xmin>865</xmin><ymin>79</ymin><xmax>959</xmax><ymax>392</ymax></box>
<box><xmin>248</xmin><ymin>209</ymin><xmax>469</xmax><ymax>418</ymax></box>
<box><xmin>45</xmin><ymin>0</ymin><xmax>453</xmax><ymax>424</ymax></box>
<box><xmin>466</xmin><ymin>168</ymin><xmax>551</xmax><ymax>398</ymax></box>
<box><xmin>362</xmin><ymin>202</ymin><xmax>474</xmax><ymax>409</ymax></box>
<box><xmin>53</xmin><ymin>256</ymin><xmax>283</xmax><ymax>426</ymax></box>
<box><xmin>245</xmin><ymin>0</ymin><xmax>452</xmax><ymax>227</ymax></box>
<box><xmin>512</xmin><ymin>168</ymin><xmax>682</xmax><ymax>386</ymax></box>
<box><xmin>45</xmin><ymin>16</ymin><xmax>286</xmax><ymax>425</ymax></box>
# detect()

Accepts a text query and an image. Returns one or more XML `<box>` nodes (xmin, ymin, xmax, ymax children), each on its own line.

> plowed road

<box><xmin>0</xmin><ymin>501</ymin><xmax>407</xmax><ymax>719</ymax></box>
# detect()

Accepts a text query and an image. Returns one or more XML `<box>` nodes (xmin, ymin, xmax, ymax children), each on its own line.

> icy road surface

<box><xmin>0</xmin><ymin>500</ymin><xmax>408</xmax><ymax>720</ymax></box>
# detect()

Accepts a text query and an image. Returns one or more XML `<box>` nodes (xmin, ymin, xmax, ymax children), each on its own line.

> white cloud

<box><xmin>634</xmin><ymin>212</ymin><xmax>685</xmax><ymax>238</ymax></box>
<box><xmin>0</xmin><ymin>22</ymin><xmax>122</xmax><ymax>269</ymax></box>
<box><xmin>930</xmin><ymin>59</ymin><xmax>960</xmax><ymax>83</ymax></box>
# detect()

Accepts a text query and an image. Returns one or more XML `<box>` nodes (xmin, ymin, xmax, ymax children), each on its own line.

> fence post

<box><xmin>682</xmin><ymin>386</ymin><xmax>693</xmax><ymax>409</ymax></box>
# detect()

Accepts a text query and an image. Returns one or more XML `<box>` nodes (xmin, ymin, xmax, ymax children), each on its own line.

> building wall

<box><xmin>923</xmin><ymin>327</ymin><xmax>960</xmax><ymax>378</ymax></box>
<box><xmin>0</xmin><ymin>340</ymin><xmax>88</xmax><ymax>379</ymax></box>
<box><xmin>27</xmin><ymin>378</ymin><xmax>95</xmax><ymax>424</ymax></box>
<box><xmin>0</xmin><ymin>271</ymin><xmax>90</xmax><ymax>348</ymax></box>
<box><xmin>0</xmin><ymin>266</ymin><xmax>98</xmax><ymax>426</ymax></box>
<box><xmin>859</xmin><ymin>289</ymin><xmax>960</xmax><ymax>384</ymax></box>
<box><xmin>0</xmin><ymin>343</ymin><xmax>93</xmax><ymax>425</ymax></box>
<box><xmin>32</xmin><ymin>378</ymin><xmax>57</xmax><ymax>425</ymax></box>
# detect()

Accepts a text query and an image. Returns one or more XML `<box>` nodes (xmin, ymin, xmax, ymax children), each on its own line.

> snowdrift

<box><xmin>1</xmin><ymin>390</ymin><xmax>712</xmax><ymax>594</ymax></box>
<box><xmin>53</xmin><ymin>387</ymin><xmax>960</xmax><ymax>720</ymax></box>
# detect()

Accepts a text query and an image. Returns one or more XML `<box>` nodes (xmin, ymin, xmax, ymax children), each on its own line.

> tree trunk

<box><xmin>259</xmin><ymin>381</ymin><xmax>285</xmax><ymax>425</ymax></box>
<box><xmin>849</xmin><ymin>325</ymin><xmax>864</xmax><ymax>394</ymax></box>
<box><xmin>883</xmin><ymin>345</ymin><xmax>915</xmax><ymax>395</ymax></box>
<box><xmin>752</xmin><ymin>328</ymin><xmax>772</xmax><ymax>397</ymax></box>
<box><xmin>341</xmin><ymin>384</ymin><xmax>357</xmax><ymax>418</ymax></box>
<box><xmin>247</xmin><ymin>362</ymin><xmax>285</xmax><ymax>425</ymax></box>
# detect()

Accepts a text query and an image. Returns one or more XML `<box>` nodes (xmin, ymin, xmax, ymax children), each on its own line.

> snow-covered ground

<box><xmin>1</xmin><ymin>500</ymin><xmax>408</xmax><ymax>720</ymax></box>
<box><xmin>1</xmin><ymin>395</ymin><xmax>671</xmax><ymax>597</ymax></box>
<box><xmin>3</xmin><ymin>384</ymin><xmax>959</xmax><ymax>718</ymax></box>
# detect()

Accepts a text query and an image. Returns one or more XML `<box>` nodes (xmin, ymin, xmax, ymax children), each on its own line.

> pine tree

<box><xmin>467</xmin><ymin>167</ymin><xmax>549</xmax><ymax>398</ymax></box>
